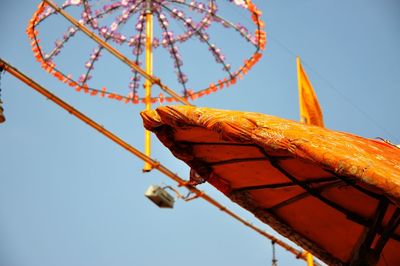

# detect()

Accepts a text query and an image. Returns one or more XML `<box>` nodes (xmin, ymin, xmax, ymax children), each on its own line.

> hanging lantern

<box><xmin>144</xmin><ymin>185</ymin><xmax>175</xmax><ymax>208</ymax></box>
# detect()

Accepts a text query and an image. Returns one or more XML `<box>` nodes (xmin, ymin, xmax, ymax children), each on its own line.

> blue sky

<box><xmin>0</xmin><ymin>1</ymin><xmax>399</xmax><ymax>266</ymax></box>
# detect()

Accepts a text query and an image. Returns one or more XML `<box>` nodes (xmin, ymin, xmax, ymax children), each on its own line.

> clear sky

<box><xmin>0</xmin><ymin>1</ymin><xmax>399</xmax><ymax>266</ymax></box>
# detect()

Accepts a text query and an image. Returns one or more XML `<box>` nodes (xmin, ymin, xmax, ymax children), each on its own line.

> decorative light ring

<box><xmin>27</xmin><ymin>0</ymin><xmax>266</xmax><ymax>104</ymax></box>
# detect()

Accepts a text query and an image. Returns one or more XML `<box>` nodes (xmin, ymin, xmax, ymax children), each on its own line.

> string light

<box><xmin>27</xmin><ymin>0</ymin><xmax>266</xmax><ymax>104</ymax></box>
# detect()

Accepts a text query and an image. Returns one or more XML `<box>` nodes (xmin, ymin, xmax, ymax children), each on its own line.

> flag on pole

<box><xmin>296</xmin><ymin>57</ymin><xmax>324</xmax><ymax>127</ymax></box>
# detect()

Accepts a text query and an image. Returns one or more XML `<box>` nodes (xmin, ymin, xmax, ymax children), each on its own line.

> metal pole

<box><xmin>41</xmin><ymin>0</ymin><xmax>191</xmax><ymax>106</ymax></box>
<box><xmin>297</xmin><ymin>57</ymin><xmax>316</xmax><ymax>266</ymax></box>
<box><xmin>307</xmin><ymin>252</ymin><xmax>315</xmax><ymax>266</ymax></box>
<box><xmin>0</xmin><ymin>57</ymin><xmax>313</xmax><ymax>264</ymax></box>
<box><xmin>271</xmin><ymin>241</ymin><xmax>278</xmax><ymax>266</ymax></box>
<box><xmin>143</xmin><ymin>5</ymin><xmax>153</xmax><ymax>172</ymax></box>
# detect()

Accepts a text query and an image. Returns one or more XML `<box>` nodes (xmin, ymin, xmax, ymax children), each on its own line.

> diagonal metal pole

<box><xmin>41</xmin><ymin>0</ymin><xmax>191</xmax><ymax>106</ymax></box>
<box><xmin>0</xmin><ymin>57</ymin><xmax>314</xmax><ymax>264</ymax></box>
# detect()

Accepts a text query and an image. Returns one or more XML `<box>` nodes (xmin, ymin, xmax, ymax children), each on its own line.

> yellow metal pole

<box><xmin>143</xmin><ymin>10</ymin><xmax>153</xmax><ymax>172</ymax></box>
<box><xmin>0</xmin><ymin>58</ymin><xmax>314</xmax><ymax>265</ymax></box>
<box><xmin>307</xmin><ymin>251</ymin><xmax>315</xmax><ymax>266</ymax></box>
<box><xmin>42</xmin><ymin>0</ymin><xmax>191</xmax><ymax>106</ymax></box>
<box><xmin>298</xmin><ymin>57</ymin><xmax>316</xmax><ymax>266</ymax></box>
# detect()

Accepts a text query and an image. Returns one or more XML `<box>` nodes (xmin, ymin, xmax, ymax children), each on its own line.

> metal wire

<box><xmin>163</xmin><ymin>185</ymin><xmax>202</xmax><ymax>202</ymax></box>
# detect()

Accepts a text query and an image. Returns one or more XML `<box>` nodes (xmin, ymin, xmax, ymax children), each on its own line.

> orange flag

<box><xmin>297</xmin><ymin>57</ymin><xmax>324</xmax><ymax>127</ymax></box>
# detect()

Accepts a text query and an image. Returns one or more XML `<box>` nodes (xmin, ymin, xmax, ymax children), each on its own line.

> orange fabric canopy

<box><xmin>141</xmin><ymin>106</ymin><xmax>400</xmax><ymax>266</ymax></box>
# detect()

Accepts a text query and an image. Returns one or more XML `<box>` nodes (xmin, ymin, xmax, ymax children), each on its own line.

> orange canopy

<box><xmin>141</xmin><ymin>106</ymin><xmax>400</xmax><ymax>266</ymax></box>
